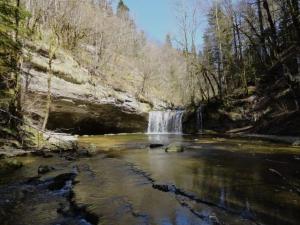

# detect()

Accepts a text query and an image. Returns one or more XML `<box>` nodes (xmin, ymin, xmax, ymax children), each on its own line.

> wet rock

<box><xmin>76</xmin><ymin>149</ymin><xmax>92</xmax><ymax>157</ymax></box>
<box><xmin>31</xmin><ymin>150</ymin><xmax>45</xmax><ymax>157</ymax></box>
<box><xmin>38</xmin><ymin>165</ymin><xmax>55</xmax><ymax>175</ymax></box>
<box><xmin>152</xmin><ymin>184</ymin><xmax>170</xmax><ymax>192</ymax></box>
<box><xmin>152</xmin><ymin>184</ymin><xmax>176</xmax><ymax>192</ymax></box>
<box><xmin>48</xmin><ymin>173</ymin><xmax>76</xmax><ymax>191</ymax></box>
<box><xmin>0</xmin><ymin>146</ymin><xmax>30</xmax><ymax>157</ymax></box>
<box><xmin>24</xmin><ymin>176</ymin><xmax>43</xmax><ymax>186</ymax></box>
<box><xmin>70</xmin><ymin>202</ymin><xmax>100</xmax><ymax>225</ymax></box>
<box><xmin>43</xmin><ymin>132</ymin><xmax>78</xmax><ymax>151</ymax></box>
<box><xmin>64</xmin><ymin>155</ymin><xmax>77</xmax><ymax>161</ymax></box>
<box><xmin>8</xmin><ymin>159</ymin><xmax>23</xmax><ymax>169</ymax></box>
<box><xmin>57</xmin><ymin>203</ymin><xmax>72</xmax><ymax>216</ymax></box>
<box><xmin>32</xmin><ymin>150</ymin><xmax>54</xmax><ymax>158</ymax></box>
<box><xmin>149</xmin><ymin>144</ymin><xmax>164</xmax><ymax>148</ymax></box>
<box><xmin>0</xmin><ymin>159</ymin><xmax>23</xmax><ymax>173</ymax></box>
<box><xmin>60</xmin><ymin>148</ymin><xmax>92</xmax><ymax>161</ymax></box>
<box><xmin>165</xmin><ymin>143</ymin><xmax>184</xmax><ymax>153</ymax></box>
<box><xmin>292</xmin><ymin>140</ymin><xmax>300</xmax><ymax>146</ymax></box>
<box><xmin>43</xmin><ymin>154</ymin><xmax>54</xmax><ymax>158</ymax></box>
<box><xmin>40</xmin><ymin>152</ymin><xmax>54</xmax><ymax>158</ymax></box>
<box><xmin>209</xmin><ymin>215</ymin><xmax>221</xmax><ymax>225</ymax></box>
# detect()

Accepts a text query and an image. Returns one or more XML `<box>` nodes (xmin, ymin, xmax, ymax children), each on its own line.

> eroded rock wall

<box><xmin>21</xmin><ymin>42</ymin><xmax>150</xmax><ymax>134</ymax></box>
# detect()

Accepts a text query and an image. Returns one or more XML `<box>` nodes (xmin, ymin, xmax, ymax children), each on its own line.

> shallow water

<box><xmin>1</xmin><ymin>134</ymin><xmax>300</xmax><ymax>225</ymax></box>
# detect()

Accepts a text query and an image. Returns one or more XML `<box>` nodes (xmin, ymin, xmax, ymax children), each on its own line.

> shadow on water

<box><xmin>1</xmin><ymin>134</ymin><xmax>300</xmax><ymax>225</ymax></box>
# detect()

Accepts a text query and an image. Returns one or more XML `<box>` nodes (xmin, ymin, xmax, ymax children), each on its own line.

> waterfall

<box><xmin>196</xmin><ymin>106</ymin><xmax>203</xmax><ymax>133</ymax></box>
<box><xmin>147</xmin><ymin>110</ymin><xmax>184</xmax><ymax>134</ymax></box>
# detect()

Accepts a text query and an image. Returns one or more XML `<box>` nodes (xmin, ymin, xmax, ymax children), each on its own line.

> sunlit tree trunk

<box><xmin>42</xmin><ymin>34</ymin><xmax>59</xmax><ymax>131</ymax></box>
<box><xmin>215</xmin><ymin>2</ymin><xmax>225</xmax><ymax>98</ymax></box>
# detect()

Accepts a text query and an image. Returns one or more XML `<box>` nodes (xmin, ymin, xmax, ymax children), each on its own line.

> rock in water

<box><xmin>8</xmin><ymin>159</ymin><xmax>23</xmax><ymax>168</ymax></box>
<box><xmin>38</xmin><ymin>165</ymin><xmax>55</xmax><ymax>175</ymax></box>
<box><xmin>48</xmin><ymin>173</ymin><xmax>76</xmax><ymax>191</ymax></box>
<box><xmin>76</xmin><ymin>149</ymin><xmax>92</xmax><ymax>157</ymax></box>
<box><xmin>149</xmin><ymin>144</ymin><xmax>164</xmax><ymax>148</ymax></box>
<box><xmin>152</xmin><ymin>184</ymin><xmax>170</xmax><ymax>192</ymax></box>
<box><xmin>0</xmin><ymin>159</ymin><xmax>23</xmax><ymax>172</ymax></box>
<box><xmin>292</xmin><ymin>140</ymin><xmax>300</xmax><ymax>146</ymax></box>
<box><xmin>165</xmin><ymin>143</ymin><xmax>184</xmax><ymax>153</ymax></box>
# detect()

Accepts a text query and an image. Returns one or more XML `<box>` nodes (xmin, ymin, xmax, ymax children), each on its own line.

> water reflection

<box><xmin>78</xmin><ymin>134</ymin><xmax>300</xmax><ymax>225</ymax></box>
<box><xmin>1</xmin><ymin>134</ymin><xmax>300</xmax><ymax>225</ymax></box>
<box><xmin>147</xmin><ymin>134</ymin><xmax>184</xmax><ymax>145</ymax></box>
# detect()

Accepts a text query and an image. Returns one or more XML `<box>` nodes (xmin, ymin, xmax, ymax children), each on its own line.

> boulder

<box><xmin>165</xmin><ymin>143</ymin><xmax>184</xmax><ymax>153</ymax></box>
<box><xmin>149</xmin><ymin>144</ymin><xmax>164</xmax><ymax>148</ymax></box>
<box><xmin>0</xmin><ymin>159</ymin><xmax>23</xmax><ymax>171</ymax></box>
<box><xmin>76</xmin><ymin>149</ymin><xmax>92</xmax><ymax>157</ymax></box>
<box><xmin>293</xmin><ymin>141</ymin><xmax>300</xmax><ymax>146</ymax></box>
<box><xmin>38</xmin><ymin>165</ymin><xmax>55</xmax><ymax>175</ymax></box>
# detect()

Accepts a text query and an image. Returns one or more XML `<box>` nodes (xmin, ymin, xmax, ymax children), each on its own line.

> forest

<box><xmin>0</xmin><ymin>1</ymin><xmax>300</xmax><ymax>225</ymax></box>
<box><xmin>1</xmin><ymin>0</ymin><xmax>300</xmax><ymax>141</ymax></box>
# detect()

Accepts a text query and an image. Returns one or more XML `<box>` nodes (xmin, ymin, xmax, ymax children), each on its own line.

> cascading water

<box><xmin>147</xmin><ymin>110</ymin><xmax>184</xmax><ymax>134</ymax></box>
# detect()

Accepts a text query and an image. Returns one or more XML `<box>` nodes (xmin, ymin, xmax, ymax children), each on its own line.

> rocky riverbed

<box><xmin>0</xmin><ymin>148</ymin><xmax>99</xmax><ymax>225</ymax></box>
<box><xmin>1</xmin><ymin>134</ymin><xmax>300</xmax><ymax>225</ymax></box>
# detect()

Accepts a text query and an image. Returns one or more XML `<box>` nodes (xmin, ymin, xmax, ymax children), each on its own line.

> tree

<box><xmin>165</xmin><ymin>33</ymin><xmax>173</xmax><ymax>47</ymax></box>
<box><xmin>0</xmin><ymin>0</ymin><xmax>27</xmax><ymax>139</ymax></box>
<box><xmin>41</xmin><ymin>32</ymin><xmax>60</xmax><ymax>131</ymax></box>
<box><xmin>117</xmin><ymin>0</ymin><xmax>129</xmax><ymax>19</ymax></box>
<box><xmin>174</xmin><ymin>0</ymin><xmax>201</xmax><ymax>105</ymax></box>
<box><xmin>41</xmin><ymin>5</ymin><xmax>62</xmax><ymax>131</ymax></box>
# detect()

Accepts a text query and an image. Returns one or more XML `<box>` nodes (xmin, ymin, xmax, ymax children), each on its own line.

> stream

<box><xmin>1</xmin><ymin>134</ymin><xmax>300</xmax><ymax>225</ymax></box>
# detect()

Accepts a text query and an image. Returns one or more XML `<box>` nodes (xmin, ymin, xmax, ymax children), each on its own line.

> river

<box><xmin>1</xmin><ymin>134</ymin><xmax>300</xmax><ymax>225</ymax></box>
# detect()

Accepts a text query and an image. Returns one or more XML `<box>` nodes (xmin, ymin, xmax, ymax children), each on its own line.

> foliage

<box><xmin>174</xmin><ymin>0</ymin><xmax>300</xmax><ymax>109</ymax></box>
<box><xmin>22</xmin><ymin>0</ymin><xmax>188</xmax><ymax>107</ymax></box>
<box><xmin>15</xmin><ymin>0</ymin><xmax>300</xmax><ymax>112</ymax></box>
<box><xmin>0</xmin><ymin>0</ymin><xmax>28</xmax><ymax>141</ymax></box>
<box><xmin>117</xmin><ymin>0</ymin><xmax>129</xmax><ymax>19</ymax></box>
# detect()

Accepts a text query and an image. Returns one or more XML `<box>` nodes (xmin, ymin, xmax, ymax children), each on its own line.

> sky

<box><xmin>121</xmin><ymin>0</ymin><xmax>176</xmax><ymax>44</ymax></box>
<box><xmin>115</xmin><ymin>0</ymin><xmax>212</xmax><ymax>48</ymax></box>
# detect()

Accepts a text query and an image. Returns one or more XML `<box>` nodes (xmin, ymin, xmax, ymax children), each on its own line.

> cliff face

<box><xmin>21</xmin><ymin>42</ymin><xmax>152</xmax><ymax>134</ymax></box>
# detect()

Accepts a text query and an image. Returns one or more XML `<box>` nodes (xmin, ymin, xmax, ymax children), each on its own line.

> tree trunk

<box><xmin>262</xmin><ymin>0</ymin><xmax>278</xmax><ymax>57</ymax></box>
<box><xmin>232</xmin><ymin>14</ymin><xmax>238</xmax><ymax>60</ymax></box>
<box><xmin>256</xmin><ymin>0</ymin><xmax>268</xmax><ymax>61</ymax></box>
<box><xmin>10</xmin><ymin>0</ymin><xmax>23</xmax><ymax>136</ymax></box>
<box><xmin>215</xmin><ymin>3</ymin><xmax>225</xmax><ymax>98</ymax></box>
<box><xmin>287</xmin><ymin>0</ymin><xmax>300</xmax><ymax>42</ymax></box>
<box><xmin>202</xmin><ymin>69</ymin><xmax>217</xmax><ymax>98</ymax></box>
<box><xmin>42</xmin><ymin>57</ymin><xmax>53</xmax><ymax>131</ymax></box>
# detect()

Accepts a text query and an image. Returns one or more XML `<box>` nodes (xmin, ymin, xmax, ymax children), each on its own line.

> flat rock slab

<box><xmin>165</xmin><ymin>143</ymin><xmax>184</xmax><ymax>153</ymax></box>
<box><xmin>0</xmin><ymin>148</ymin><xmax>32</xmax><ymax>157</ymax></box>
<box><xmin>241</xmin><ymin>134</ymin><xmax>300</xmax><ymax>146</ymax></box>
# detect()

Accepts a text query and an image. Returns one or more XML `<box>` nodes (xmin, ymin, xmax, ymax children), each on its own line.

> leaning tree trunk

<box><xmin>42</xmin><ymin>28</ymin><xmax>60</xmax><ymax>131</ymax></box>
<box><xmin>42</xmin><ymin>57</ymin><xmax>53</xmax><ymax>131</ymax></box>
<box><xmin>263</xmin><ymin>0</ymin><xmax>279</xmax><ymax>58</ymax></box>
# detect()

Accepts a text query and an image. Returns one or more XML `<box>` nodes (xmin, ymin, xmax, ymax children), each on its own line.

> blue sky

<box><xmin>121</xmin><ymin>0</ymin><xmax>176</xmax><ymax>43</ymax></box>
<box><xmin>115</xmin><ymin>0</ymin><xmax>240</xmax><ymax>48</ymax></box>
<box><xmin>114</xmin><ymin>0</ymin><xmax>212</xmax><ymax>48</ymax></box>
